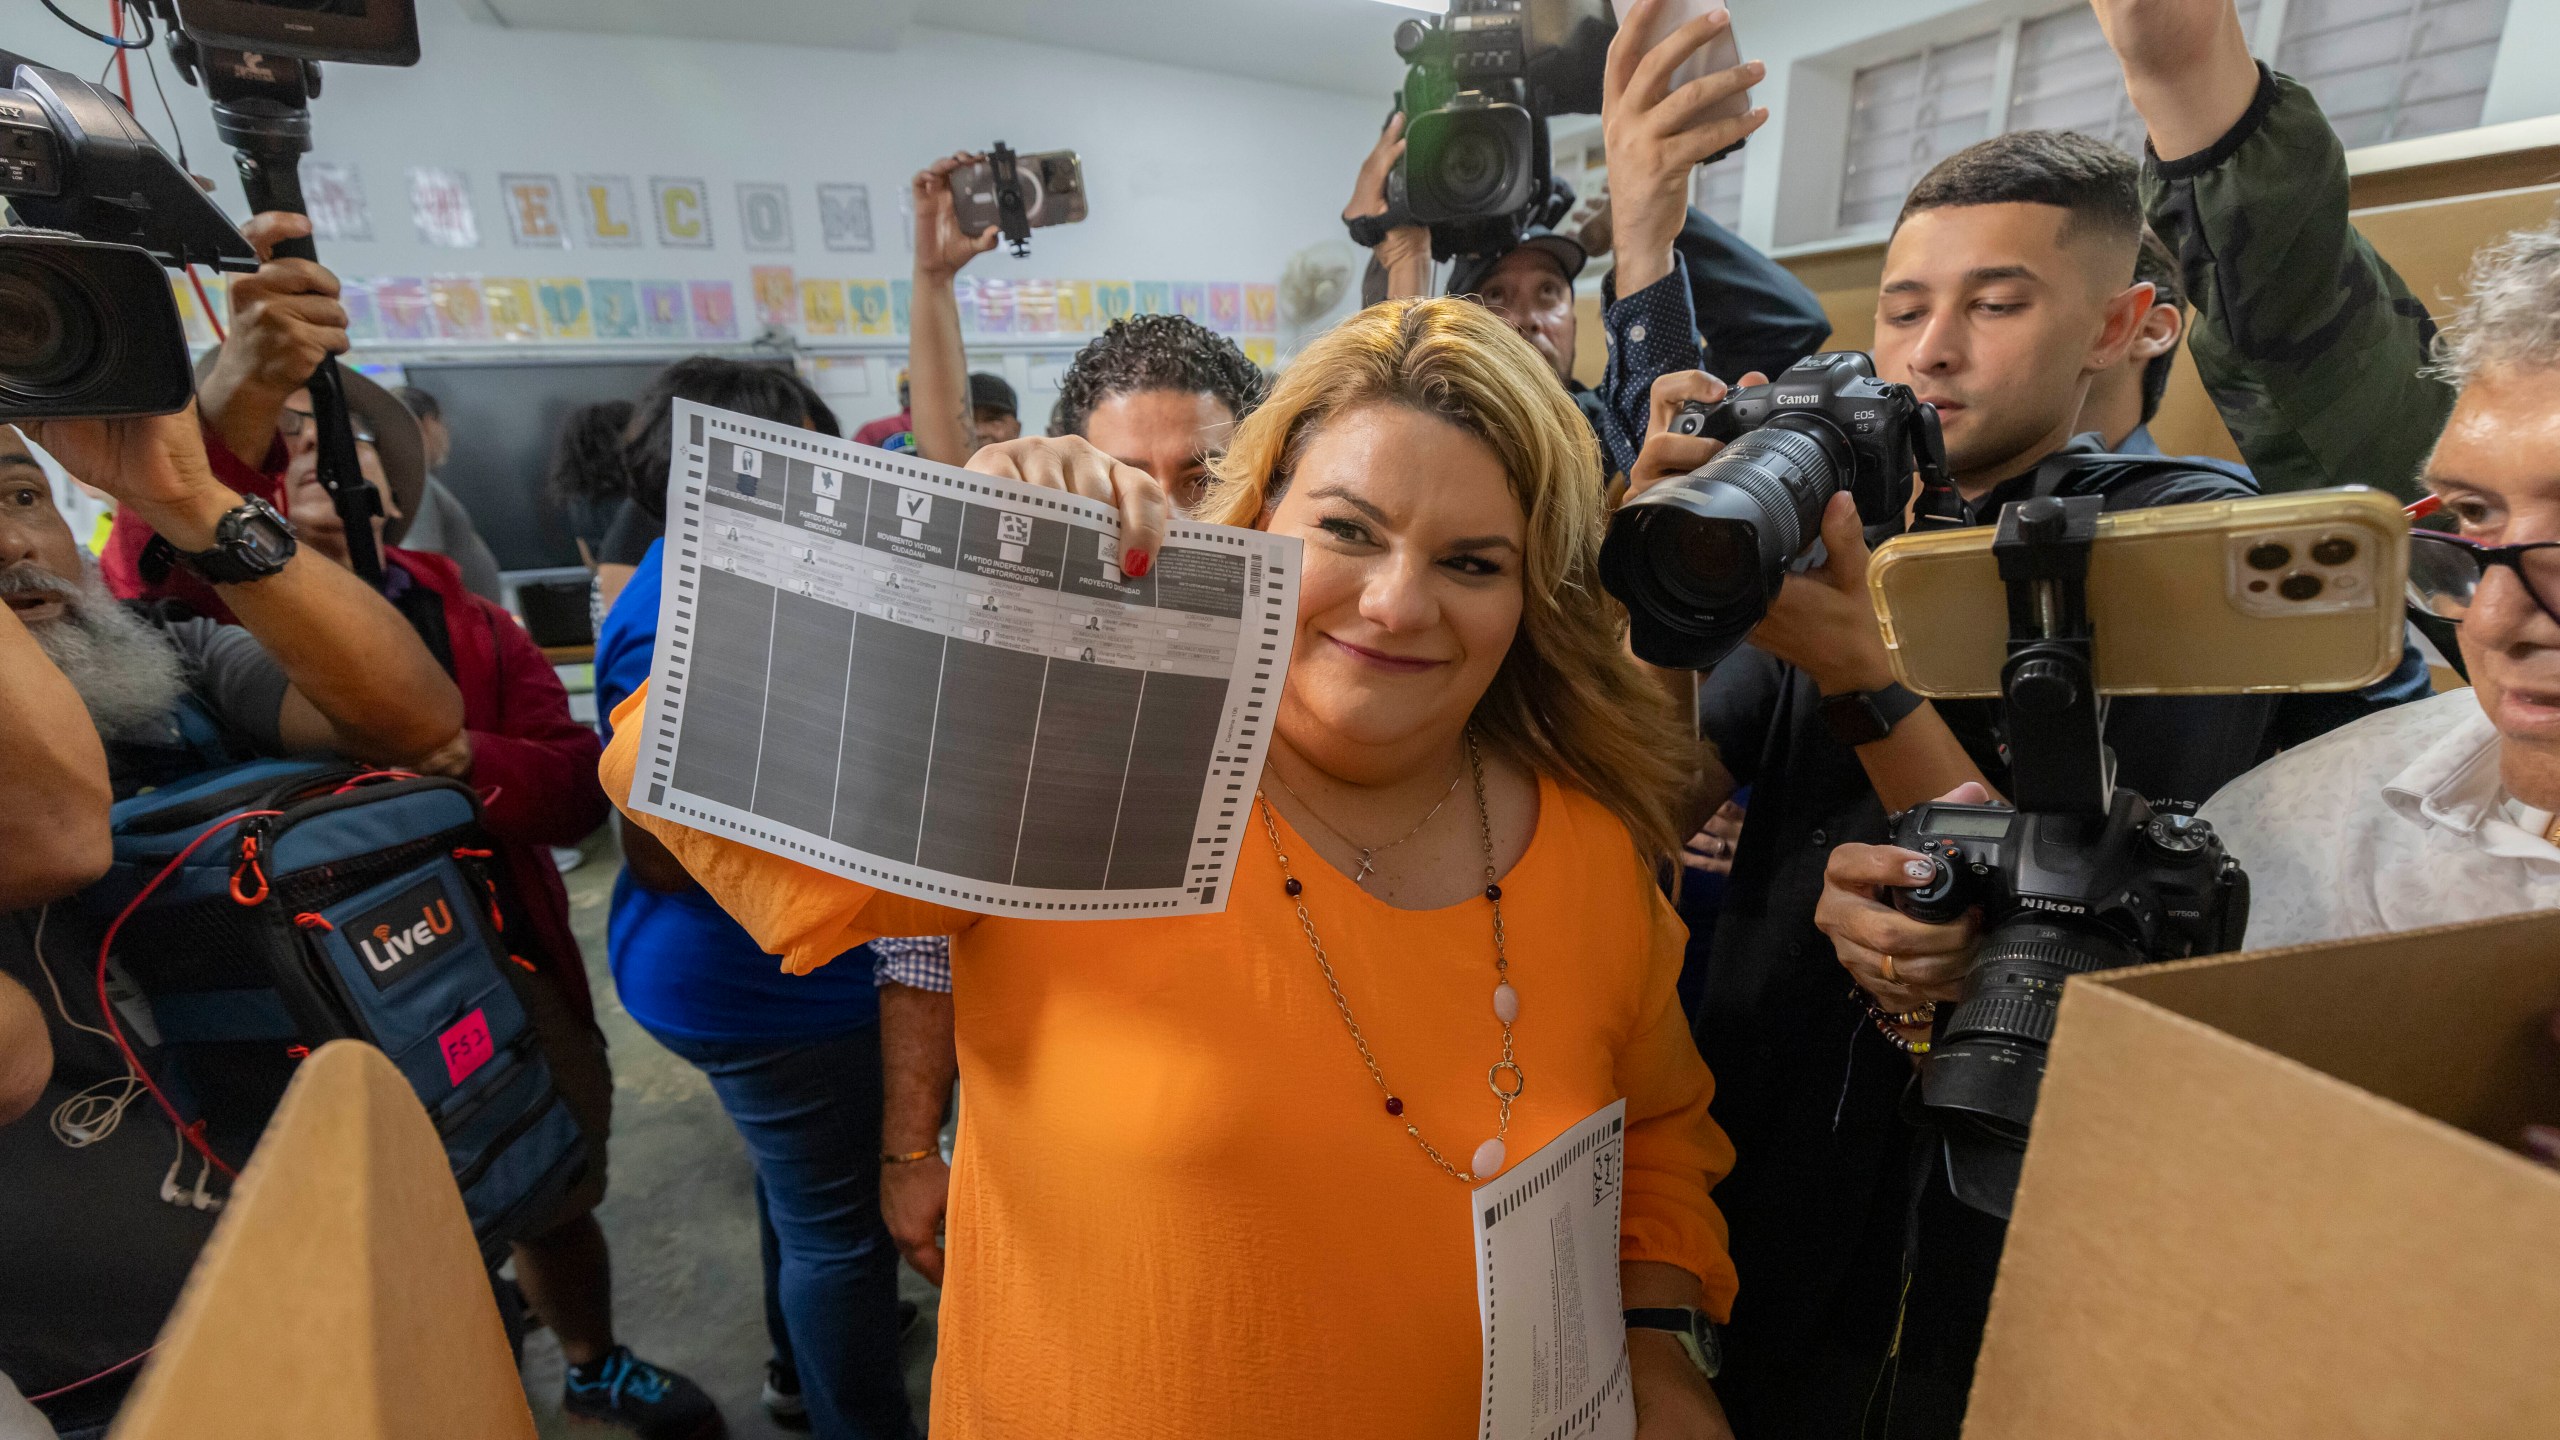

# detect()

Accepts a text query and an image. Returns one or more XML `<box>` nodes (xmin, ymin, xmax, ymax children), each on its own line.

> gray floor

<box><xmin>516</xmin><ymin>831</ymin><xmax>938</xmax><ymax>1436</ymax></box>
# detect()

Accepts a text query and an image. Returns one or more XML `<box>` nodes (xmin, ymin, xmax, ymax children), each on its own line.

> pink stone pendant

<box><xmin>1492</xmin><ymin>982</ymin><xmax>1520</xmax><ymax>1024</ymax></box>
<box><xmin>1472</xmin><ymin>1136</ymin><xmax>1507</xmax><ymax>1178</ymax></box>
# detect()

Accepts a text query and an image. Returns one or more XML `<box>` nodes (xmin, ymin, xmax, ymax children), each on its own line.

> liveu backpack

<box><xmin>85</xmin><ymin>757</ymin><xmax>588</xmax><ymax>1263</ymax></box>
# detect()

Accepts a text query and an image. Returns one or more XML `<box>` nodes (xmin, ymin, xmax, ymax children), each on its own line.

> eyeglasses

<box><xmin>279</xmin><ymin>407</ymin><xmax>313</xmax><ymax>437</ymax></box>
<box><xmin>2406</xmin><ymin>531</ymin><xmax>2560</xmax><ymax>624</ymax></box>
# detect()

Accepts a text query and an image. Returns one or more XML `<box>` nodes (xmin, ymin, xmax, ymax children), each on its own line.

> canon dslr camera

<box><xmin>1600</xmin><ymin>352</ymin><xmax>1947</xmax><ymax>669</ymax></box>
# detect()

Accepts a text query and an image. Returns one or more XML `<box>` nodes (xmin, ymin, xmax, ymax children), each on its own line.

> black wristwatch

<box><xmin>143</xmin><ymin>496</ymin><xmax>298</xmax><ymax>586</ymax></box>
<box><xmin>1624</xmin><ymin>1307</ymin><xmax>1722</xmax><ymax>1378</ymax></box>
<box><xmin>1820</xmin><ymin>682</ymin><xmax>1922</xmax><ymax>748</ymax></box>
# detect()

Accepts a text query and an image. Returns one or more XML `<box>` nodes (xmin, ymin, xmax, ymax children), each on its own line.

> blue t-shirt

<box><xmin>596</xmin><ymin>538</ymin><xmax>880</xmax><ymax>1042</ymax></box>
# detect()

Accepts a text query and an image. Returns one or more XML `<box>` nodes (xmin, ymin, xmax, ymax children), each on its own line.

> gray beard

<box><xmin>6</xmin><ymin>564</ymin><xmax>188</xmax><ymax>741</ymax></box>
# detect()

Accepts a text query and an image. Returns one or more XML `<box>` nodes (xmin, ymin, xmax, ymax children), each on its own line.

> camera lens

<box><xmin>1601</xmin><ymin>417</ymin><xmax>1854</xmax><ymax>670</ymax></box>
<box><xmin>2245</xmin><ymin>541</ymin><xmax>2292</xmax><ymax>571</ymax></box>
<box><xmin>2279</xmin><ymin>573</ymin><xmax>2324</xmax><ymax>601</ymax></box>
<box><xmin>0</xmin><ymin>265</ymin><xmax>98</xmax><ymax>393</ymax></box>
<box><xmin>1440</xmin><ymin>128</ymin><xmax>1510</xmax><ymax>212</ymax></box>
<box><xmin>2310</xmin><ymin>535</ymin><xmax>2359</xmax><ymax>566</ymax></box>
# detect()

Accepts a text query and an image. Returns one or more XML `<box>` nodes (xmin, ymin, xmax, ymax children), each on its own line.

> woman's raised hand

<box><xmin>967</xmin><ymin>435</ymin><xmax>1170</xmax><ymax>578</ymax></box>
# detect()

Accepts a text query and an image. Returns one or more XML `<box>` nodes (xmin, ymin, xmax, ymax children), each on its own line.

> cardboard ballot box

<box><xmin>1967</xmin><ymin>910</ymin><xmax>2560</xmax><ymax>1439</ymax></box>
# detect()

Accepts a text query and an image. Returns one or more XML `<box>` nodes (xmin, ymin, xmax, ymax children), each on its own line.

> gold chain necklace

<box><xmin>1265</xmin><ymin>760</ymin><xmax>1465</xmax><ymax>886</ymax></box>
<box><xmin>1257</xmin><ymin>732</ymin><xmax>1524</xmax><ymax>1183</ymax></box>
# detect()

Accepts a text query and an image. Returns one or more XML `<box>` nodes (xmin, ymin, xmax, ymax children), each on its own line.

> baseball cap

<box><xmin>968</xmin><ymin>371</ymin><xmax>1017</xmax><ymax>416</ymax></box>
<box><xmin>1445</xmin><ymin>227</ymin><xmax>1589</xmax><ymax>300</ymax></box>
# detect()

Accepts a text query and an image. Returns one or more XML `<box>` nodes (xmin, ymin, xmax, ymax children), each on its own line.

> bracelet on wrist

<box><xmin>881</xmin><ymin>1146</ymin><xmax>939</xmax><ymax>1166</ymax></box>
<box><xmin>1859</xmin><ymin>992</ymin><xmax>1936</xmax><ymax>1055</ymax></box>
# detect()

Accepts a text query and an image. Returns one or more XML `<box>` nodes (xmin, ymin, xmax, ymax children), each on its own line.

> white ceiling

<box><xmin>454</xmin><ymin>0</ymin><xmax>1411</xmax><ymax>97</ymax></box>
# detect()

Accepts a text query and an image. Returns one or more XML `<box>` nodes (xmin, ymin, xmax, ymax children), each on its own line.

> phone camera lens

<box><xmin>2246</xmin><ymin>541</ymin><xmax>2292</xmax><ymax>571</ymax></box>
<box><xmin>2279</xmin><ymin>573</ymin><xmax>2324</xmax><ymax>602</ymax></box>
<box><xmin>2310</xmin><ymin>535</ymin><xmax>2359</xmax><ymax>566</ymax></box>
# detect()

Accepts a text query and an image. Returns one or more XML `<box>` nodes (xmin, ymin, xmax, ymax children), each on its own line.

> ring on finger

<box><xmin>1881</xmin><ymin>953</ymin><xmax>1899</xmax><ymax>985</ymax></box>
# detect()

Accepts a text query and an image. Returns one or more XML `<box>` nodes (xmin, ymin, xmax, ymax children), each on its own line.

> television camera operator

<box><xmin>1346</xmin><ymin>0</ymin><xmax>1830</xmax><ymax>481</ymax></box>
<box><xmin>1612</xmin><ymin>127</ymin><xmax>2422</xmax><ymax>1439</ymax></box>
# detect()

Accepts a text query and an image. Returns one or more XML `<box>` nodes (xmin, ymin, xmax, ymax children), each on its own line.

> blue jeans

<box><xmin>645</xmin><ymin>1023</ymin><xmax>915</xmax><ymax>1440</ymax></box>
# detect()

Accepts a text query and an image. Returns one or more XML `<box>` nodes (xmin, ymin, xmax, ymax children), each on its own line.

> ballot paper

<box><xmin>629</xmin><ymin>401</ymin><xmax>1300</xmax><ymax>917</ymax></box>
<box><xmin>1475</xmin><ymin>1102</ymin><xmax>1634</xmax><ymax>1440</ymax></box>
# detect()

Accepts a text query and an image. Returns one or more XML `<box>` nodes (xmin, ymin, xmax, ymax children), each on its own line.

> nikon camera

<box><xmin>1599</xmin><ymin>352</ymin><xmax>1947</xmax><ymax>669</ymax></box>
<box><xmin>1892</xmin><ymin>790</ymin><xmax>2249</xmax><ymax>1214</ymax></box>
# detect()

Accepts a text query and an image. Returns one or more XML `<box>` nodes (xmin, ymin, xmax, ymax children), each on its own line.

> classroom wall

<box><xmin>15</xmin><ymin>3</ymin><xmax>1379</xmax><ymax>290</ymax></box>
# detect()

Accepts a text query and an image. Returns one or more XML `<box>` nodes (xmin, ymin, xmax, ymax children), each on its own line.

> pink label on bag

<box><xmin>440</xmin><ymin>1008</ymin><xmax>496</xmax><ymax>1086</ymax></box>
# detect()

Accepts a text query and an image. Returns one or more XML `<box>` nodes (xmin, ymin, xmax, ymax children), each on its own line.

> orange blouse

<box><xmin>604</xmin><ymin>687</ymin><xmax>1736</xmax><ymax>1437</ymax></box>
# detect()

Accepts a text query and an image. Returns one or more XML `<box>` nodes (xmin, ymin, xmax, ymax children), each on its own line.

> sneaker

<box><xmin>561</xmin><ymin>1345</ymin><xmax>724</xmax><ymax>1439</ymax></box>
<box><xmin>761</xmin><ymin>1358</ymin><xmax>811</xmax><ymax>1432</ymax></box>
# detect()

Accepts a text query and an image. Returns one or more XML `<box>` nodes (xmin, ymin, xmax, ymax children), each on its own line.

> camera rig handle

<box><xmin>989</xmin><ymin>142</ymin><xmax>1033</xmax><ymax>259</ymax></box>
<box><xmin>1992</xmin><ymin>495</ymin><xmax>2110</xmax><ymax>818</ymax></box>
<box><xmin>184</xmin><ymin>44</ymin><xmax>385</xmax><ymax>588</ymax></box>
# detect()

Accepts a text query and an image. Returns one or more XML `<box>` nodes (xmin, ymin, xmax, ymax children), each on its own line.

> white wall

<box><xmin>63</xmin><ymin>3</ymin><xmax>1380</xmax><ymax>284</ymax></box>
<box><xmin>0</xmin><ymin>2</ymin><xmax>1380</xmax><ymax>427</ymax></box>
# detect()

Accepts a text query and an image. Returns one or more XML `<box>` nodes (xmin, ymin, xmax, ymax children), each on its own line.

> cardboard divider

<box><xmin>1966</xmin><ymin>911</ymin><xmax>2560</xmax><ymax>1439</ymax></box>
<box><xmin>110</xmin><ymin>1041</ymin><xmax>535</xmax><ymax>1440</ymax></box>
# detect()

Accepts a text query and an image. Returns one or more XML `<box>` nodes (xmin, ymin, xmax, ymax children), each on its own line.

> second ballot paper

<box><xmin>627</xmin><ymin>400</ymin><xmax>1302</xmax><ymax>917</ymax></box>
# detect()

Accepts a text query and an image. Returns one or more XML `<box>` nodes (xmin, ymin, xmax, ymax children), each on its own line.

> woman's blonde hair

<box><xmin>1197</xmin><ymin>298</ymin><xmax>1695</xmax><ymax>859</ymax></box>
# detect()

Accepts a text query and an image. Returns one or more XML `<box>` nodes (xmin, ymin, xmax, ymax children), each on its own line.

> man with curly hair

<box><xmin>904</xmin><ymin>153</ymin><xmax>1263</xmax><ymax>511</ymax></box>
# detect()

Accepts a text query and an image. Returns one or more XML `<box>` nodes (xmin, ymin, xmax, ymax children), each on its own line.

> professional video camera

<box><xmin>1600</xmin><ymin>352</ymin><xmax>1948</xmax><ymax>669</ymax></box>
<box><xmin>128</xmin><ymin>0</ymin><xmax>419</xmax><ymax>582</ymax></box>
<box><xmin>0</xmin><ymin>62</ymin><xmax>257</xmax><ymax>419</ymax></box>
<box><xmin>1362</xmin><ymin>0</ymin><xmax>1614</xmax><ymax>259</ymax></box>
<box><xmin>1892</xmin><ymin>497</ymin><xmax>2251</xmax><ymax>1218</ymax></box>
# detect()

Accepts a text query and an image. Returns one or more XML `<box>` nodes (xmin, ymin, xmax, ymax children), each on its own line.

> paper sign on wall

<box><xmin>302</xmin><ymin>160</ymin><xmax>373</xmax><ymax>242</ymax></box>
<box><xmin>689</xmin><ymin>279</ymin><xmax>738</xmax><ymax>339</ymax></box>
<box><xmin>342</xmin><ymin>281</ymin><xmax>382</xmax><ymax>343</ymax></box>
<box><xmin>592</xmin><ymin>279</ymin><xmax>643</xmax><ymax>339</ymax></box>
<box><xmin>890</xmin><ymin>279</ymin><xmax>912</xmax><ymax>335</ymax></box>
<box><xmin>377</xmin><ymin>277</ymin><xmax>432</xmax><ymax>342</ymax></box>
<box><xmin>502</xmin><ymin>174</ymin><xmax>571</xmax><ymax>248</ymax></box>
<box><xmin>1096</xmin><ymin>282</ymin><xmax>1134</xmax><ymax>325</ymax></box>
<box><xmin>739</xmin><ymin>183</ymin><xmax>795</xmax><ymax>253</ymax></box>
<box><xmin>409</xmin><ymin>168</ymin><xmax>479</xmax><ymax>248</ymax></box>
<box><xmin>538</xmin><ymin>278</ymin><xmax>593</xmax><ymax>340</ymax></box>
<box><xmin>800</xmin><ymin>279</ymin><xmax>849</xmax><ymax>337</ymax></box>
<box><xmin>1016</xmin><ymin>278</ymin><xmax>1057</xmax><ymax>335</ymax></box>
<box><xmin>428</xmin><ymin>276</ymin><xmax>490</xmax><ymax>339</ymax></box>
<box><xmin>641</xmin><ymin>280</ymin><xmax>690</xmax><ymax>339</ymax></box>
<box><xmin>1059</xmin><ymin>281</ymin><xmax>1094</xmax><ymax>336</ymax></box>
<box><xmin>818</xmin><ymin>183</ymin><xmax>874</xmax><ymax>252</ymax></box>
<box><xmin>654</xmin><ymin>177</ymin><xmax>713</xmax><ymax>249</ymax></box>
<box><xmin>577</xmin><ymin>175</ymin><xmax>640</xmax><ymax>248</ymax></box>
<box><xmin>171</xmin><ymin>277</ymin><xmax>214</xmax><ymax>345</ymax></box>
<box><xmin>483</xmin><ymin>278</ymin><xmax>540</xmax><ymax>342</ymax></box>
<box><xmin>1208</xmin><ymin>283</ymin><xmax>1243</xmax><ymax>333</ymax></box>
<box><xmin>1135</xmin><ymin>281</ymin><xmax>1169</xmax><ymax>315</ymax></box>
<box><xmin>952</xmin><ymin>276</ymin><xmax>979</xmax><ymax>334</ymax></box>
<box><xmin>848</xmin><ymin>280</ymin><xmax>893</xmax><ymax>337</ymax></box>
<box><xmin>1243</xmin><ymin>283</ymin><xmax>1277</xmax><ymax>335</ymax></box>
<box><xmin>751</xmin><ymin>266</ymin><xmax>797</xmax><ymax>330</ymax></box>
<box><xmin>1173</xmin><ymin>284</ymin><xmax>1206</xmax><ymax>323</ymax></box>
<box><xmin>1242</xmin><ymin>338</ymin><xmax>1277</xmax><ymax>368</ymax></box>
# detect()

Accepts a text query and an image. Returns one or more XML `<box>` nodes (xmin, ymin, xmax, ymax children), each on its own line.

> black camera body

<box><xmin>0</xmin><ymin>65</ymin><xmax>257</xmax><ymax>420</ymax></box>
<box><xmin>1601</xmin><ymin>352</ymin><xmax>1947</xmax><ymax>669</ymax></box>
<box><xmin>1893</xmin><ymin>791</ymin><xmax>2248</xmax><ymax>1215</ymax></box>
<box><xmin>1381</xmin><ymin>0</ymin><xmax>1609</xmax><ymax>259</ymax></box>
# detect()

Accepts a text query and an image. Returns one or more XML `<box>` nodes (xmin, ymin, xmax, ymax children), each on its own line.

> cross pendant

<box><xmin>1353</xmin><ymin>849</ymin><xmax>1378</xmax><ymax>883</ymax></box>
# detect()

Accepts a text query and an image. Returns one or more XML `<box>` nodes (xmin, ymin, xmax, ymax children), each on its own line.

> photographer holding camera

<box><xmin>1347</xmin><ymin>0</ymin><xmax>1828</xmax><ymax>481</ymax></box>
<box><xmin>1622</xmin><ymin>128</ymin><xmax>2424</xmax><ymax>1438</ymax></box>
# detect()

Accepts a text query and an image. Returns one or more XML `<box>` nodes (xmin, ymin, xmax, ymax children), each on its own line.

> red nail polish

<box><xmin>1125</xmin><ymin>549</ymin><xmax>1150</xmax><ymax>578</ymax></box>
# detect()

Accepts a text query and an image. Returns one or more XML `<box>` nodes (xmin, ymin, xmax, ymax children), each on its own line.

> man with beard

<box><xmin>0</xmin><ymin>410</ymin><xmax>460</xmax><ymax>1435</ymax></box>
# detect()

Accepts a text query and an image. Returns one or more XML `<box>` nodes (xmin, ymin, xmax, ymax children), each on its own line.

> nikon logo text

<box><xmin>2019</xmin><ymin>896</ymin><xmax>2089</xmax><ymax>915</ymax></box>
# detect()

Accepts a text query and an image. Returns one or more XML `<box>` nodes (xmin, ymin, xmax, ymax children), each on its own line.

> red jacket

<box><xmin>387</xmin><ymin>549</ymin><xmax>607</xmax><ymax>1024</ymax></box>
<box><xmin>102</xmin><ymin>427</ymin><xmax>607</xmax><ymax>1022</ymax></box>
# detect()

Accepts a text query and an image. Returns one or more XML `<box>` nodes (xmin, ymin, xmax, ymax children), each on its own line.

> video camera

<box><xmin>1600</xmin><ymin>352</ymin><xmax>1948</xmax><ymax>669</ymax></box>
<box><xmin>0</xmin><ymin>63</ymin><xmax>257</xmax><ymax>419</ymax></box>
<box><xmin>1368</xmin><ymin>0</ymin><xmax>1615</xmax><ymax>260</ymax></box>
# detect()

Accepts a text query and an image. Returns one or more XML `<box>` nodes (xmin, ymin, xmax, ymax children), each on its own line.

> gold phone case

<box><xmin>1868</xmin><ymin>488</ymin><xmax>2409</xmax><ymax>699</ymax></box>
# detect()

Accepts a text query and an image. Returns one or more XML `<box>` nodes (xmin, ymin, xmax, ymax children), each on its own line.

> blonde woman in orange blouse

<box><xmin>606</xmin><ymin>298</ymin><xmax>1739</xmax><ymax>1437</ymax></box>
